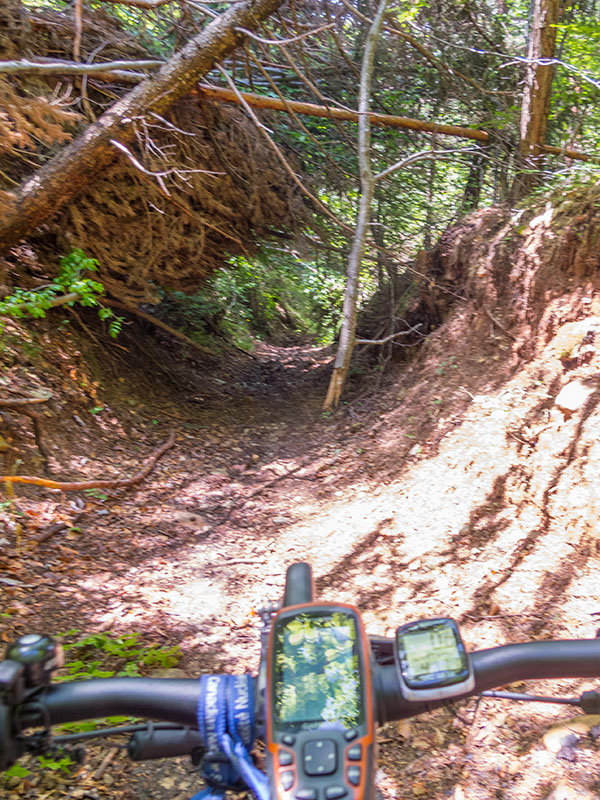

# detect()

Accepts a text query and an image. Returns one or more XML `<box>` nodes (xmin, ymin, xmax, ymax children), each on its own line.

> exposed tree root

<box><xmin>1</xmin><ymin>430</ymin><xmax>175</xmax><ymax>491</ymax></box>
<box><xmin>0</xmin><ymin>394</ymin><xmax>53</xmax><ymax>472</ymax></box>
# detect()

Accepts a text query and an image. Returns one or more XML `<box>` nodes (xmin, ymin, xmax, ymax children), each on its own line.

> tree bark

<box><xmin>510</xmin><ymin>0</ymin><xmax>559</xmax><ymax>202</ymax></box>
<box><xmin>0</xmin><ymin>0</ymin><xmax>284</xmax><ymax>254</ymax></box>
<box><xmin>323</xmin><ymin>0</ymin><xmax>389</xmax><ymax>411</ymax></box>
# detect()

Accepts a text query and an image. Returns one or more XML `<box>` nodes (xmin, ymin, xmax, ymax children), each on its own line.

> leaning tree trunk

<box><xmin>323</xmin><ymin>0</ymin><xmax>389</xmax><ymax>411</ymax></box>
<box><xmin>0</xmin><ymin>0</ymin><xmax>284</xmax><ymax>254</ymax></box>
<box><xmin>510</xmin><ymin>0</ymin><xmax>559</xmax><ymax>202</ymax></box>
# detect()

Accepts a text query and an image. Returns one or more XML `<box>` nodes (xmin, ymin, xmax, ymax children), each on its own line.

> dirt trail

<box><xmin>2</xmin><ymin>221</ymin><xmax>600</xmax><ymax>798</ymax></box>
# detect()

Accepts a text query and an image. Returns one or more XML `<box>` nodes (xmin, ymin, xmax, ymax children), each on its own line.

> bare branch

<box><xmin>196</xmin><ymin>84</ymin><xmax>599</xmax><ymax>163</ymax></box>
<box><xmin>0</xmin><ymin>292</ymin><xmax>80</xmax><ymax>315</ymax></box>
<box><xmin>73</xmin><ymin>0</ymin><xmax>83</xmax><ymax>61</ymax></box>
<box><xmin>110</xmin><ymin>138</ymin><xmax>223</xmax><ymax>197</ymax></box>
<box><xmin>374</xmin><ymin>147</ymin><xmax>479</xmax><ymax>182</ymax></box>
<box><xmin>0</xmin><ymin>58</ymin><xmax>165</xmax><ymax>75</ymax></box>
<box><xmin>1</xmin><ymin>431</ymin><xmax>176</xmax><ymax>491</ymax></box>
<box><xmin>96</xmin><ymin>0</ymin><xmax>184</xmax><ymax>7</ymax></box>
<box><xmin>234</xmin><ymin>22</ymin><xmax>335</xmax><ymax>45</ymax></box>
<box><xmin>356</xmin><ymin>322</ymin><xmax>423</xmax><ymax>345</ymax></box>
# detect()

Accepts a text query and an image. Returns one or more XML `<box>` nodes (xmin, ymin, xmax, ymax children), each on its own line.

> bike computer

<box><xmin>394</xmin><ymin>618</ymin><xmax>474</xmax><ymax>702</ymax></box>
<box><xmin>266</xmin><ymin>603</ymin><xmax>376</xmax><ymax>800</ymax></box>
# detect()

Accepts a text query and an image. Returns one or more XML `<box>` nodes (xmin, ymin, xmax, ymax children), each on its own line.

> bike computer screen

<box><xmin>272</xmin><ymin>610</ymin><xmax>363</xmax><ymax>731</ymax></box>
<box><xmin>395</xmin><ymin>617</ymin><xmax>474</xmax><ymax>701</ymax></box>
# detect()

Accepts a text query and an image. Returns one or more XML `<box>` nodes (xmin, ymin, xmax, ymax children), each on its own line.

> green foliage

<box><xmin>435</xmin><ymin>356</ymin><xmax>458</xmax><ymax>376</ymax></box>
<box><xmin>161</xmin><ymin>243</ymin><xmax>347</xmax><ymax>348</ymax></box>
<box><xmin>4</xmin><ymin>764</ymin><xmax>30</xmax><ymax>779</ymax></box>
<box><xmin>37</xmin><ymin>754</ymin><xmax>74</xmax><ymax>774</ymax></box>
<box><xmin>59</xmin><ymin>630</ymin><xmax>181</xmax><ymax>681</ymax></box>
<box><xmin>0</xmin><ymin>250</ymin><xmax>124</xmax><ymax>338</ymax></box>
<box><xmin>83</xmin><ymin>488</ymin><xmax>108</xmax><ymax>501</ymax></box>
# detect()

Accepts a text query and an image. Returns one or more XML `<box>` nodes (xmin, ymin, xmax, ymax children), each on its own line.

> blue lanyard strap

<box><xmin>192</xmin><ymin>674</ymin><xmax>269</xmax><ymax>800</ymax></box>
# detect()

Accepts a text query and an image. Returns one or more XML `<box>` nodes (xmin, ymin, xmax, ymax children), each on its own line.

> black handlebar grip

<box><xmin>128</xmin><ymin>727</ymin><xmax>205</xmax><ymax>761</ymax></box>
<box><xmin>283</xmin><ymin>563</ymin><xmax>314</xmax><ymax>607</ymax></box>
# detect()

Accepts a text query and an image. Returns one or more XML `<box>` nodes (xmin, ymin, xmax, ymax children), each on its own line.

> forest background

<box><xmin>1</xmin><ymin>0</ymin><xmax>598</xmax><ymax>398</ymax></box>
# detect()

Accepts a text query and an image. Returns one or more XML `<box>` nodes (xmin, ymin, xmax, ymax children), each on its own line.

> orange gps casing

<box><xmin>266</xmin><ymin>602</ymin><xmax>376</xmax><ymax>800</ymax></box>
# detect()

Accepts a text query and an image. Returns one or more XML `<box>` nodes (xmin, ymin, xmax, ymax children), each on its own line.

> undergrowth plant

<box><xmin>60</xmin><ymin>630</ymin><xmax>182</xmax><ymax>681</ymax></box>
<box><xmin>161</xmin><ymin>244</ymin><xmax>347</xmax><ymax>350</ymax></box>
<box><xmin>0</xmin><ymin>630</ymin><xmax>178</xmax><ymax>785</ymax></box>
<box><xmin>0</xmin><ymin>249</ymin><xmax>123</xmax><ymax>337</ymax></box>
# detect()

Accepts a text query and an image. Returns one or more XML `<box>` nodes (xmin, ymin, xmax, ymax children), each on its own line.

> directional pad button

<box><xmin>303</xmin><ymin>739</ymin><xmax>337</xmax><ymax>777</ymax></box>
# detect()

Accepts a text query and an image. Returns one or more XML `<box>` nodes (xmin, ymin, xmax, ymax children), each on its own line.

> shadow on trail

<box><xmin>457</xmin><ymin>385</ymin><xmax>600</xmax><ymax>626</ymax></box>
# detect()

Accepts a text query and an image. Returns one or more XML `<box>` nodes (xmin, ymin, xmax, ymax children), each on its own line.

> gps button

<box><xmin>347</xmin><ymin>745</ymin><xmax>362</xmax><ymax>761</ymax></box>
<box><xmin>303</xmin><ymin>739</ymin><xmax>337</xmax><ymax>776</ymax></box>
<box><xmin>347</xmin><ymin>766</ymin><xmax>361</xmax><ymax>786</ymax></box>
<box><xmin>296</xmin><ymin>790</ymin><xmax>318</xmax><ymax>800</ymax></box>
<box><xmin>281</xmin><ymin>771</ymin><xmax>294</xmax><ymax>791</ymax></box>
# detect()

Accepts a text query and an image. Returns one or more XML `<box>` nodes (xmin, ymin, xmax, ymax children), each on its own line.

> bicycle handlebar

<box><xmin>14</xmin><ymin>638</ymin><xmax>600</xmax><ymax>733</ymax></box>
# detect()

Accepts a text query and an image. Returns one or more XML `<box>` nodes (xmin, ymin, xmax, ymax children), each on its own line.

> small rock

<box><xmin>543</xmin><ymin>714</ymin><xmax>600</xmax><ymax>752</ymax></box>
<box><xmin>554</xmin><ymin>380</ymin><xmax>595</xmax><ymax>415</ymax></box>
<box><xmin>151</xmin><ymin>667</ymin><xmax>188</xmax><ymax>678</ymax></box>
<box><xmin>545</xmin><ymin>780</ymin><xmax>596</xmax><ymax>800</ymax></box>
<box><xmin>556</xmin><ymin>742</ymin><xmax>578</xmax><ymax>762</ymax></box>
<box><xmin>173</xmin><ymin>511</ymin><xmax>208</xmax><ymax>527</ymax></box>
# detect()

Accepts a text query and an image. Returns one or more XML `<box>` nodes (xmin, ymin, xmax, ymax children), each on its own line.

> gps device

<box><xmin>266</xmin><ymin>603</ymin><xmax>376</xmax><ymax>800</ymax></box>
<box><xmin>394</xmin><ymin>617</ymin><xmax>474</xmax><ymax>702</ymax></box>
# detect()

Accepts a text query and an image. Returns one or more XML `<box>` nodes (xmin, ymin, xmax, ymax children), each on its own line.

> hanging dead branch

<box><xmin>214</xmin><ymin>65</ymin><xmax>354</xmax><ymax>235</ymax></box>
<box><xmin>196</xmin><ymin>85</ymin><xmax>599</xmax><ymax>163</ymax></box>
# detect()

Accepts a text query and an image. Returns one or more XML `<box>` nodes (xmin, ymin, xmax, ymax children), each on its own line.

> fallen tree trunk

<box><xmin>0</xmin><ymin>0</ymin><xmax>284</xmax><ymax>254</ymax></box>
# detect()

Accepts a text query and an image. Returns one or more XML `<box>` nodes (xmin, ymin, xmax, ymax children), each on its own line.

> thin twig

<box><xmin>482</xmin><ymin>306</ymin><xmax>517</xmax><ymax>340</ymax></box>
<box><xmin>355</xmin><ymin>322</ymin><xmax>423</xmax><ymax>345</ymax></box>
<box><xmin>73</xmin><ymin>0</ymin><xmax>83</xmax><ymax>62</ymax></box>
<box><xmin>234</xmin><ymin>22</ymin><xmax>334</xmax><ymax>45</ymax></box>
<box><xmin>374</xmin><ymin>148</ymin><xmax>478</xmax><ymax>182</ymax></box>
<box><xmin>110</xmin><ymin>139</ymin><xmax>223</xmax><ymax>196</ymax></box>
<box><xmin>0</xmin><ymin>394</ymin><xmax>52</xmax><ymax>406</ymax></box>
<box><xmin>103</xmin><ymin>299</ymin><xmax>218</xmax><ymax>357</ymax></box>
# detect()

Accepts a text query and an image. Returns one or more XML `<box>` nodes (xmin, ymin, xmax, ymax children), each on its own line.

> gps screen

<box><xmin>400</xmin><ymin>622</ymin><xmax>464</xmax><ymax>682</ymax></box>
<box><xmin>273</xmin><ymin>611</ymin><xmax>362</xmax><ymax>730</ymax></box>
